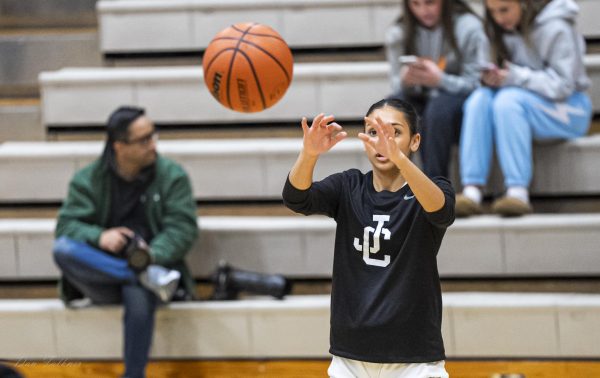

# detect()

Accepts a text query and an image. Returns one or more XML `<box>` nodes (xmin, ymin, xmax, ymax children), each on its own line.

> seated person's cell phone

<box><xmin>399</xmin><ymin>55</ymin><xmax>419</xmax><ymax>65</ymax></box>
<box><xmin>479</xmin><ymin>62</ymin><xmax>497</xmax><ymax>71</ymax></box>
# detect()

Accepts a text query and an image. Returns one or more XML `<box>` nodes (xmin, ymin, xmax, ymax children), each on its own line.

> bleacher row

<box><xmin>2</xmin><ymin>0</ymin><xmax>600</xmax><ymax>365</ymax></box>
<box><xmin>96</xmin><ymin>0</ymin><xmax>600</xmax><ymax>54</ymax></box>
<box><xmin>2</xmin><ymin>214</ymin><xmax>600</xmax><ymax>280</ymax></box>
<box><xmin>2</xmin><ymin>293</ymin><xmax>599</xmax><ymax>360</ymax></box>
<box><xmin>39</xmin><ymin>59</ymin><xmax>600</xmax><ymax>127</ymax></box>
<box><xmin>2</xmin><ymin>136</ymin><xmax>600</xmax><ymax>203</ymax></box>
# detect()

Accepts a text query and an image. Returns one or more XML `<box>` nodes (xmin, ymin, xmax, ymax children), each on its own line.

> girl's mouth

<box><xmin>376</xmin><ymin>153</ymin><xmax>388</xmax><ymax>162</ymax></box>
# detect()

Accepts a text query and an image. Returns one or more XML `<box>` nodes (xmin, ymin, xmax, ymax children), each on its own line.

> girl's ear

<box><xmin>410</xmin><ymin>133</ymin><xmax>421</xmax><ymax>152</ymax></box>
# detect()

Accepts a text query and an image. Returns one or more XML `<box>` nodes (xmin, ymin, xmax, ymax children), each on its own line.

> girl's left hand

<box><xmin>404</xmin><ymin>59</ymin><xmax>443</xmax><ymax>88</ymax></box>
<box><xmin>482</xmin><ymin>68</ymin><xmax>508</xmax><ymax>87</ymax></box>
<box><xmin>358</xmin><ymin>116</ymin><xmax>406</xmax><ymax>166</ymax></box>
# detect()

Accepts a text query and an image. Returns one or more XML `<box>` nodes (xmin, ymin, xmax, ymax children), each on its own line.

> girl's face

<box><xmin>364</xmin><ymin>106</ymin><xmax>420</xmax><ymax>171</ymax></box>
<box><xmin>486</xmin><ymin>0</ymin><xmax>522</xmax><ymax>31</ymax></box>
<box><xmin>408</xmin><ymin>0</ymin><xmax>443</xmax><ymax>29</ymax></box>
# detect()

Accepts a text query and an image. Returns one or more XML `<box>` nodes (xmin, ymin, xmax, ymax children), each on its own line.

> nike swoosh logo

<box><xmin>404</xmin><ymin>194</ymin><xmax>415</xmax><ymax>200</ymax></box>
<box><xmin>535</xmin><ymin>103</ymin><xmax>586</xmax><ymax>124</ymax></box>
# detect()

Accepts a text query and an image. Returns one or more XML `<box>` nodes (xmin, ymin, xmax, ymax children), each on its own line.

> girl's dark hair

<box><xmin>366</xmin><ymin>98</ymin><xmax>420</xmax><ymax>135</ymax></box>
<box><xmin>400</xmin><ymin>0</ymin><xmax>477</xmax><ymax>62</ymax></box>
<box><xmin>484</xmin><ymin>0</ymin><xmax>550</xmax><ymax>65</ymax></box>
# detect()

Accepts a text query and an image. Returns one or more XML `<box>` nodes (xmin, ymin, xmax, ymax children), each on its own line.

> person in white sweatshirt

<box><xmin>456</xmin><ymin>0</ymin><xmax>592</xmax><ymax>217</ymax></box>
<box><xmin>385</xmin><ymin>0</ymin><xmax>488</xmax><ymax>179</ymax></box>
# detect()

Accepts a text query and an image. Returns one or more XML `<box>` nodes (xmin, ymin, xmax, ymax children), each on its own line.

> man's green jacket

<box><xmin>55</xmin><ymin>155</ymin><xmax>199</xmax><ymax>302</ymax></box>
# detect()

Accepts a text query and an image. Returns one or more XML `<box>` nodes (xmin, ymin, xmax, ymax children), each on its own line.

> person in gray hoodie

<box><xmin>385</xmin><ymin>0</ymin><xmax>488</xmax><ymax>178</ymax></box>
<box><xmin>456</xmin><ymin>0</ymin><xmax>592</xmax><ymax>217</ymax></box>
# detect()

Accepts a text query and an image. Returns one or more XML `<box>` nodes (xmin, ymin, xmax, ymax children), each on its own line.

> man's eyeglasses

<box><xmin>122</xmin><ymin>131</ymin><xmax>158</xmax><ymax>146</ymax></box>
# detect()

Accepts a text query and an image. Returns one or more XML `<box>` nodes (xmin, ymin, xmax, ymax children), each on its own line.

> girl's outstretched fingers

<box><xmin>301</xmin><ymin>117</ymin><xmax>309</xmax><ymax>134</ymax></box>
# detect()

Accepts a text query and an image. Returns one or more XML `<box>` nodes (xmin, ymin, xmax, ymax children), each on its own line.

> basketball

<box><xmin>202</xmin><ymin>22</ymin><xmax>294</xmax><ymax>113</ymax></box>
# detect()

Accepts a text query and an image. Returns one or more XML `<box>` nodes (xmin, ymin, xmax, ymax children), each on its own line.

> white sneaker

<box><xmin>139</xmin><ymin>265</ymin><xmax>181</xmax><ymax>302</ymax></box>
<box><xmin>66</xmin><ymin>297</ymin><xmax>92</xmax><ymax>309</ymax></box>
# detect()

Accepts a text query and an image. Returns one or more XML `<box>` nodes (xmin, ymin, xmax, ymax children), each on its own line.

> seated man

<box><xmin>53</xmin><ymin>106</ymin><xmax>198</xmax><ymax>378</ymax></box>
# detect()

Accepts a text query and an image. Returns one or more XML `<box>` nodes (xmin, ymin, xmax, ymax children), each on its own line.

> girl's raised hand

<box><xmin>358</xmin><ymin>116</ymin><xmax>405</xmax><ymax>165</ymax></box>
<box><xmin>301</xmin><ymin>113</ymin><xmax>347</xmax><ymax>157</ymax></box>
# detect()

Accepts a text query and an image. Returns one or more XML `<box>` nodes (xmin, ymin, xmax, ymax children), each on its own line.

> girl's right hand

<box><xmin>301</xmin><ymin>113</ymin><xmax>347</xmax><ymax>157</ymax></box>
<box><xmin>481</xmin><ymin>67</ymin><xmax>508</xmax><ymax>88</ymax></box>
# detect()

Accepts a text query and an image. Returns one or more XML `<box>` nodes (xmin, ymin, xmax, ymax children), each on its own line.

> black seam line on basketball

<box><xmin>238</xmin><ymin>39</ymin><xmax>291</xmax><ymax>83</ymax></box>
<box><xmin>231</xmin><ymin>24</ymin><xmax>257</xmax><ymax>35</ymax></box>
<box><xmin>212</xmin><ymin>34</ymin><xmax>285</xmax><ymax>43</ymax></box>
<box><xmin>208</xmin><ymin>37</ymin><xmax>290</xmax><ymax>83</ymax></box>
<box><xmin>226</xmin><ymin>24</ymin><xmax>258</xmax><ymax>109</ymax></box>
<box><xmin>230</xmin><ymin>31</ymin><xmax>287</xmax><ymax>42</ymax></box>
<box><xmin>204</xmin><ymin>48</ymin><xmax>236</xmax><ymax>80</ymax></box>
<box><xmin>237</xmin><ymin>49</ymin><xmax>267</xmax><ymax>110</ymax></box>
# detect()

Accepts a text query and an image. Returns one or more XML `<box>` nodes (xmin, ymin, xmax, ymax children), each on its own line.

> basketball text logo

<box><xmin>237</xmin><ymin>78</ymin><xmax>250</xmax><ymax>112</ymax></box>
<box><xmin>211</xmin><ymin>72</ymin><xmax>223</xmax><ymax>99</ymax></box>
<box><xmin>353</xmin><ymin>215</ymin><xmax>391</xmax><ymax>267</ymax></box>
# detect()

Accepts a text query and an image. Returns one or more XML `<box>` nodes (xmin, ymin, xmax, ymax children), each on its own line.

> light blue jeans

<box><xmin>459</xmin><ymin>87</ymin><xmax>592</xmax><ymax>187</ymax></box>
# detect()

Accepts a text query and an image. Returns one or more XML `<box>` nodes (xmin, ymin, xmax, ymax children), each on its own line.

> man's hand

<box><xmin>99</xmin><ymin>227</ymin><xmax>135</xmax><ymax>254</ymax></box>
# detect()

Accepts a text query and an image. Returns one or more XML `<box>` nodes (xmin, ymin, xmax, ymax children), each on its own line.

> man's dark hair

<box><xmin>102</xmin><ymin>106</ymin><xmax>146</xmax><ymax>163</ymax></box>
<box><xmin>366</xmin><ymin>98</ymin><xmax>420</xmax><ymax>136</ymax></box>
<box><xmin>106</xmin><ymin>106</ymin><xmax>146</xmax><ymax>143</ymax></box>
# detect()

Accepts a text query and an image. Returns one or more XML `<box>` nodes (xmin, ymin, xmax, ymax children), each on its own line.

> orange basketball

<box><xmin>202</xmin><ymin>22</ymin><xmax>294</xmax><ymax>113</ymax></box>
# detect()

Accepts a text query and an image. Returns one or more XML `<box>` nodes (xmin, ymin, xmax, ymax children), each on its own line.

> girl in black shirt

<box><xmin>283</xmin><ymin>98</ymin><xmax>455</xmax><ymax>377</ymax></box>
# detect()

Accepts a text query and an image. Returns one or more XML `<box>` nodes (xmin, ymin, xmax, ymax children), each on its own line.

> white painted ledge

<box><xmin>1</xmin><ymin>293</ymin><xmax>599</xmax><ymax>359</ymax></box>
<box><xmin>2</xmin><ymin>214</ymin><xmax>600</xmax><ymax>280</ymax></box>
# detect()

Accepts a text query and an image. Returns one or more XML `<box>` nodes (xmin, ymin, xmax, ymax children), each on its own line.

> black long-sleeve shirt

<box><xmin>283</xmin><ymin>169</ymin><xmax>455</xmax><ymax>363</ymax></box>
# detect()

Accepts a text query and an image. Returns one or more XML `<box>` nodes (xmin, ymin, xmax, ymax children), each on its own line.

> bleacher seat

<box><xmin>96</xmin><ymin>0</ymin><xmax>600</xmax><ymax>54</ymax></box>
<box><xmin>1</xmin><ymin>136</ymin><xmax>599</xmax><ymax>204</ymax></box>
<box><xmin>39</xmin><ymin>58</ymin><xmax>600</xmax><ymax>127</ymax></box>
<box><xmin>97</xmin><ymin>0</ymin><xmax>399</xmax><ymax>53</ymax></box>
<box><xmin>1</xmin><ymin>293</ymin><xmax>598</xmax><ymax>359</ymax></box>
<box><xmin>2</xmin><ymin>214</ymin><xmax>600</xmax><ymax>280</ymax></box>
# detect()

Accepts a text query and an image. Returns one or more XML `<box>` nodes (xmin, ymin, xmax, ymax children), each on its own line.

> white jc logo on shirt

<box><xmin>353</xmin><ymin>215</ymin><xmax>391</xmax><ymax>267</ymax></box>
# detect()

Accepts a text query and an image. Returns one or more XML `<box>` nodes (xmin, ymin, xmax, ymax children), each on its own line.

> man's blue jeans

<box><xmin>53</xmin><ymin>236</ymin><xmax>157</xmax><ymax>378</ymax></box>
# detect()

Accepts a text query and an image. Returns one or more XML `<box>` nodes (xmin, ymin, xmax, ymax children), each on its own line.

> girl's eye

<box><xmin>394</xmin><ymin>129</ymin><xmax>401</xmax><ymax>136</ymax></box>
<box><xmin>368</xmin><ymin>129</ymin><xmax>377</xmax><ymax>136</ymax></box>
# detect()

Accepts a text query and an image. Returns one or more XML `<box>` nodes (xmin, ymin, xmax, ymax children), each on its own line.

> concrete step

<box><xmin>2</xmin><ymin>195</ymin><xmax>600</xmax><ymax>221</ymax></box>
<box><xmin>1</xmin><ymin>214</ymin><xmax>600</xmax><ymax>280</ymax></box>
<box><xmin>0</xmin><ymin>28</ymin><xmax>101</xmax><ymax>97</ymax></box>
<box><xmin>97</xmin><ymin>0</ymin><xmax>600</xmax><ymax>55</ymax></box>
<box><xmin>1</xmin><ymin>136</ymin><xmax>599</xmax><ymax>204</ymax></box>
<box><xmin>98</xmin><ymin>0</ymin><xmax>398</xmax><ymax>54</ymax></box>
<box><xmin>0</xmin><ymin>203</ymin><xmax>300</xmax><ymax>220</ymax></box>
<box><xmin>0</xmin><ymin>98</ymin><xmax>42</xmax><ymax>141</ymax></box>
<box><xmin>104</xmin><ymin>46</ymin><xmax>388</xmax><ymax>67</ymax></box>
<box><xmin>4</xmin><ymin>278</ymin><xmax>600</xmax><ymax>300</ymax></box>
<box><xmin>39</xmin><ymin>57</ymin><xmax>600</xmax><ymax>127</ymax></box>
<box><xmin>0</xmin><ymin>293</ymin><xmax>599</xmax><ymax>359</ymax></box>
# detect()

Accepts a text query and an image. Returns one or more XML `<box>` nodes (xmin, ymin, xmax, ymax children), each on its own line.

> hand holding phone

<box><xmin>478</xmin><ymin>62</ymin><xmax>498</xmax><ymax>72</ymax></box>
